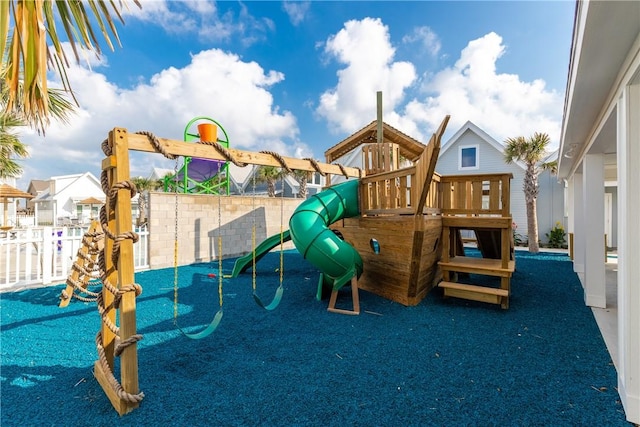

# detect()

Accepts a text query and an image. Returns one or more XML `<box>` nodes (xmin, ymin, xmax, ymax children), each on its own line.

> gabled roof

<box><xmin>31</xmin><ymin>172</ymin><xmax>102</xmax><ymax>202</ymax></box>
<box><xmin>53</xmin><ymin>172</ymin><xmax>102</xmax><ymax>195</ymax></box>
<box><xmin>541</xmin><ymin>150</ymin><xmax>559</xmax><ymax>164</ymax></box>
<box><xmin>149</xmin><ymin>167</ymin><xmax>174</xmax><ymax>180</ymax></box>
<box><xmin>27</xmin><ymin>179</ymin><xmax>49</xmax><ymax>194</ymax></box>
<box><xmin>324</xmin><ymin>121</ymin><xmax>426</xmax><ymax>164</ymax></box>
<box><xmin>440</xmin><ymin>120</ymin><xmax>527</xmax><ymax>171</ymax></box>
<box><xmin>440</xmin><ymin>121</ymin><xmax>506</xmax><ymax>155</ymax></box>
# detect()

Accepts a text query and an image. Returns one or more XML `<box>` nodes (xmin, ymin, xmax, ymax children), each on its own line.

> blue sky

<box><xmin>17</xmin><ymin>0</ymin><xmax>576</xmax><ymax>186</ymax></box>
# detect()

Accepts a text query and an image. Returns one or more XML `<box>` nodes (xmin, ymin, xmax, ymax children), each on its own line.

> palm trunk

<box><xmin>137</xmin><ymin>192</ymin><xmax>148</xmax><ymax>226</ymax></box>
<box><xmin>267</xmin><ymin>179</ymin><xmax>276</xmax><ymax>197</ymax></box>
<box><xmin>527</xmin><ymin>198</ymin><xmax>539</xmax><ymax>253</ymax></box>
<box><xmin>298</xmin><ymin>176</ymin><xmax>308</xmax><ymax>199</ymax></box>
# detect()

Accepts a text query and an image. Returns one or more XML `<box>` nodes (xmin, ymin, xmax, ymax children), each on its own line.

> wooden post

<box><xmin>376</xmin><ymin>91</ymin><xmax>383</xmax><ymax>169</ymax></box>
<box><xmin>94</xmin><ymin>128</ymin><xmax>140</xmax><ymax>415</ymax></box>
<box><xmin>113</xmin><ymin>128</ymin><xmax>140</xmax><ymax>411</ymax></box>
<box><xmin>569</xmin><ymin>233</ymin><xmax>574</xmax><ymax>260</ymax></box>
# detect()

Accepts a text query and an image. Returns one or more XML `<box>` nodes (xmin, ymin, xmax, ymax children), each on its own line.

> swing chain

<box><xmin>173</xmin><ymin>156</ymin><xmax>180</xmax><ymax>323</ymax></box>
<box><xmin>252</xmin><ymin>166</ymin><xmax>257</xmax><ymax>293</ymax></box>
<box><xmin>217</xmin><ymin>163</ymin><xmax>224</xmax><ymax>308</ymax></box>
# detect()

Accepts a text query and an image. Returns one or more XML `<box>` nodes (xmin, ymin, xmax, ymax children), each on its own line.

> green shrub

<box><xmin>546</xmin><ymin>222</ymin><xmax>567</xmax><ymax>248</ymax></box>
<box><xmin>512</xmin><ymin>222</ymin><xmax>526</xmax><ymax>246</ymax></box>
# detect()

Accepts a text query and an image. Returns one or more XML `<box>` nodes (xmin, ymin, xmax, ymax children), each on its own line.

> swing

<box><xmin>250</xmin><ymin>165</ymin><xmax>285</xmax><ymax>310</ymax></box>
<box><xmin>172</xmin><ymin>139</ymin><xmax>225</xmax><ymax>339</ymax></box>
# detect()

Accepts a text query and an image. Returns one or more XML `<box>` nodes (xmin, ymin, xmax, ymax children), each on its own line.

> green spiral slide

<box><xmin>231</xmin><ymin>180</ymin><xmax>363</xmax><ymax>300</ymax></box>
<box><xmin>289</xmin><ymin>179</ymin><xmax>363</xmax><ymax>299</ymax></box>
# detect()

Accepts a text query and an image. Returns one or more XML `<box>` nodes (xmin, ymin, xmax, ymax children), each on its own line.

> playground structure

<box><xmin>88</xmin><ymin>125</ymin><xmax>361</xmax><ymax>415</ymax></box>
<box><xmin>66</xmin><ymin>101</ymin><xmax>514</xmax><ymax>415</ymax></box>
<box><xmin>320</xmin><ymin>117</ymin><xmax>449</xmax><ymax>307</ymax></box>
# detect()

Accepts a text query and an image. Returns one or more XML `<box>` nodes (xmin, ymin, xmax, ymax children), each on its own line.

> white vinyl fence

<box><xmin>0</xmin><ymin>225</ymin><xmax>149</xmax><ymax>291</ymax></box>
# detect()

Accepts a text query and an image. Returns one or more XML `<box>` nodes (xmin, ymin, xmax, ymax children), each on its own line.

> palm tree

<box><xmin>255</xmin><ymin>166</ymin><xmax>283</xmax><ymax>197</ymax></box>
<box><xmin>504</xmin><ymin>132</ymin><xmax>552</xmax><ymax>253</ymax></box>
<box><xmin>291</xmin><ymin>169</ymin><xmax>309</xmax><ymax>199</ymax></box>
<box><xmin>131</xmin><ymin>176</ymin><xmax>160</xmax><ymax>226</ymax></box>
<box><xmin>0</xmin><ymin>110</ymin><xmax>29</xmax><ymax>178</ymax></box>
<box><xmin>1</xmin><ymin>68</ymin><xmax>78</xmax><ymax>179</ymax></box>
<box><xmin>1</xmin><ymin>0</ymin><xmax>140</xmax><ymax>134</ymax></box>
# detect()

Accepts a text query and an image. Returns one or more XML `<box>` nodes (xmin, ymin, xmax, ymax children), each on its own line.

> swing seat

<box><xmin>177</xmin><ymin>310</ymin><xmax>223</xmax><ymax>340</ymax></box>
<box><xmin>253</xmin><ymin>284</ymin><xmax>284</xmax><ymax>311</ymax></box>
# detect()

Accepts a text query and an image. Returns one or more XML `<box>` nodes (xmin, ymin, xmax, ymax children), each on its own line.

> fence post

<box><xmin>42</xmin><ymin>226</ymin><xmax>53</xmax><ymax>284</ymax></box>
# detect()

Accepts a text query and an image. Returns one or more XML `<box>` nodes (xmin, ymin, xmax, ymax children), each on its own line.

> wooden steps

<box><xmin>438</xmin><ymin>173</ymin><xmax>515</xmax><ymax>309</ymax></box>
<box><xmin>438</xmin><ymin>256</ymin><xmax>515</xmax><ymax>277</ymax></box>
<box><xmin>439</xmin><ymin>281</ymin><xmax>508</xmax><ymax>305</ymax></box>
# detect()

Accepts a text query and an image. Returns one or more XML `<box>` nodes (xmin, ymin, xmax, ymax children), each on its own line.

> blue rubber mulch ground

<box><xmin>0</xmin><ymin>250</ymin><xmax>630</xmax><ymax>426</ymax></box>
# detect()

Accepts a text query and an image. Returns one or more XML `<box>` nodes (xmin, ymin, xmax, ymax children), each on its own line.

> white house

<box><xmin>558</xmin><ymin>1</ymin><xmax>639</xmax><ymax>424</ymax></box>
<box><xmin>437</xmin><ymin>121</ymin><xmax>566</xmax><ymax>244</ymax></box>
<box><xmin>28</xmin><ymin>172</ymin><xmax>127</xmax><ymax>225</ymax></box>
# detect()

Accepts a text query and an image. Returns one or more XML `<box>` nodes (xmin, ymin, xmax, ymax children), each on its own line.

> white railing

<box><xmin>0</xmin><ymin>225</ymin><xmax>149</xmax><ymax>291</ymax></box>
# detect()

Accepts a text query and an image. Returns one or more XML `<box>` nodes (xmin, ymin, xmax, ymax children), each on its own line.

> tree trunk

<box><xmin>267</xmin><ymin>179</ymin><xmax>276</xmax><ymax>197</ymax></box>
<box><xmin>137</xmin><ymin>192</ymin><xmax>148</xmax><ymax>227</ymax></box>
<box><xmin>527</xmin><ymin>198</ymin><xmax>539</xmax><ymax>253</ymax></box>
<box><xmin>297</xmin><ymin>175</ymin><xmax>308</xmax><ymax>199</ymax></box>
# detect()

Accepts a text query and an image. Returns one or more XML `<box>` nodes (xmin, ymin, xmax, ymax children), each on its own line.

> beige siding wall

<box><xmin>148</xmin><ymin>192</ymin><xmax>300</xmax><ymax>269</ymax></box>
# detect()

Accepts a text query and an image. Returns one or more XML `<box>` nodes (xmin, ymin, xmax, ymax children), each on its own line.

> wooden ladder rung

<box><xmin>438</xmin><ymin>256</ymin><xmax>515</xmax><ymax>276</ymax></box>
<box><xmin>439</xmin><ymin>281</ymin><xmax>508</xmax><ymax>306</ymax></box>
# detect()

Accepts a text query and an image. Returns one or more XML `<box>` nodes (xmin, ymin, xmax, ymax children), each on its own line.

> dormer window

<box><xmin>459</xmin><ymin>145</ymin><xmax>479</xmax><ymax>170</ymax></box>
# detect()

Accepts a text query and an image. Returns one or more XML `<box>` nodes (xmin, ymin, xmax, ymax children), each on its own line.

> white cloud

<box><xmin>407</xmin><ymin>32</ymin><xmax>562</xmax><ymax>147</ymax></box>
<box><xmin>18</xmin><ymin>48</ymin><xmax>306</xmax><ymax>186</ymax></box>
<box><xmin>282</xmin><ymin>1</ymin><xmax>310</xmax><ymax>26</ymax></box>
<box><xmin>316</xmin><ymin>25</ymin><xmax>562</xmax><ymax>148</ymax></box>
<box><xmin>124</xmin><ymin>0</ymin><xmax>273</xmax><ymax>46</ymax></box>
<box><xmin>316</xmin><ymin>18</ymin><xmax>417</xmax><ymax>134</ymax></box>
<box><xmin>402</xmin><ymin>26</ymin><xmax>441</xmax><ymax>57</ymax></box>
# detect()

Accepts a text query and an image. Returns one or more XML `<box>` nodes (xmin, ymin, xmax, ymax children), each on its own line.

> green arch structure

<box><xmin>163</xmin><ymin>116</ymin><xmax>231</xmax><ymax>195</ymax></box>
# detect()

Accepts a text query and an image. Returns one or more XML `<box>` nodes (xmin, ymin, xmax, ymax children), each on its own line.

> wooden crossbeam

<box><xmin>123</xmin><ymin>131</ymin><xmax>361</xmax><ymax>177</ymax></box>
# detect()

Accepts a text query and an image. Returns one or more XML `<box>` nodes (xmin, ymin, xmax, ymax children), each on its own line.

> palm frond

<box><xmin>1</xmin><ymin>0</ymin><xmax>140</xmax><ymax>134</ymax></box>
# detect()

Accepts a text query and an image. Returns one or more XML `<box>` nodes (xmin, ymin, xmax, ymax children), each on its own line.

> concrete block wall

<box><xmin>148</xmin><ymin>192</ymin><xmax>300</xmax><ymax>269</ymax></box>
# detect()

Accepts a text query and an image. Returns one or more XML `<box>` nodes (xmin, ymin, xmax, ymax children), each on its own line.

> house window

<box><xmin>311</xmin><ymin>172</ymin><xmax>322</xmax><ymax>185</ymax></box>
<box><xmin>459</xmin><ymin>145</ymin><xmax>479</xmax><ymax>170</ymax></box>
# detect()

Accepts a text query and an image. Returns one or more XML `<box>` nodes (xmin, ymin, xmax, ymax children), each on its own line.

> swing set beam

<box><xmin>125</xmin><ymin>132</ymin><xmax>361</xmax><ymax>177</ymax></box>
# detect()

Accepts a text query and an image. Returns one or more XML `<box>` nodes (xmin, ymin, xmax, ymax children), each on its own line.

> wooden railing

<box><xmin>359</xmin><ymin>167</ymin><xmax>441</xmax><ymax>215</ymax></box>
<box><xmin>439</xmin><ymin>173</ymin><xmax>512</xmax><ymax>217</ymax></box>
<box><xmin>358</xmin><ymin>115</ymin><xmax>449</xmax><ymax>217</ymax></box>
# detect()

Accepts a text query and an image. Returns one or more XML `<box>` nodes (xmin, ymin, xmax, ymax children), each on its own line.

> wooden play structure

<box><xmin>71</xmin><ymin>97</ymin><xmax>514</xmax><ymax>415</ymax></box>
<box><xmin>324</xmin><ymin>98</ymin><xmax>514</xmax><ymax>308</ymax></box>
<box><xmin>325</xmin><ymin>116</ymin><xmax>449</xmax><ymax>306</ymax></box>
